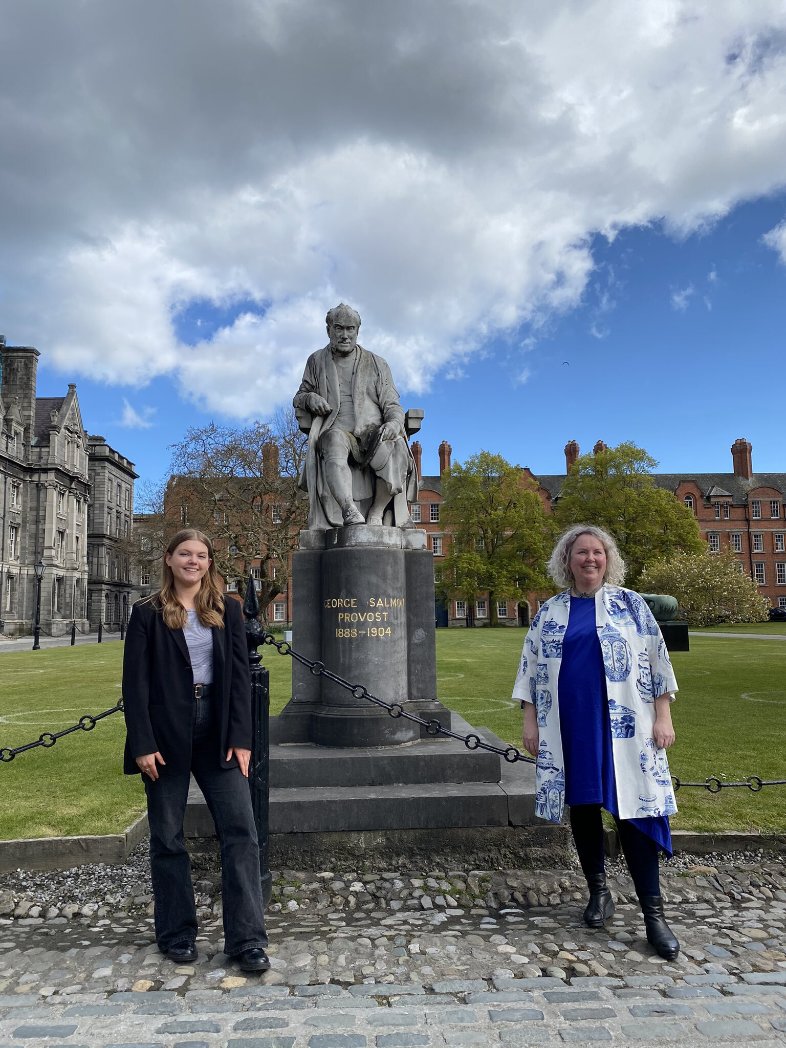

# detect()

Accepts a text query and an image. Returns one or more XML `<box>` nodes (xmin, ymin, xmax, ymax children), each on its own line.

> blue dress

<box><xmin>558</xmin><ymin>596</ymin><xmax>672</xmax><ymax>855</ymax></box>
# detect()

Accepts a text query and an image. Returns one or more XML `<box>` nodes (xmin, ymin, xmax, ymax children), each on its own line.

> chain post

<box><xmin>97</xmin><ymin>620</ymin><xmax>103</xmax><ymax>644</ymax></box>
<box><xmin>120</xmin><ymin>617</ymin><xmax>126</xmax><ymax>641</ymax></box>
<box><xmin>242</xmin><ymin>576</ymin><xmax>272</xmax><ymax>908</ymax></box>
<box><xmin>70</xmin><ymin>621</ymin><xmax>76</xmax><ymax>646</ymax></box>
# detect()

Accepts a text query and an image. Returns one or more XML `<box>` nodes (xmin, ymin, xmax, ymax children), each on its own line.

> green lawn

<box><xmin>1</xmin><ymin>627</ymin><xmax>784</xmax><ymax>839</ymax></box>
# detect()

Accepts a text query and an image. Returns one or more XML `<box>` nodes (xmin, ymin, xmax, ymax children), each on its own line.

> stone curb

<box><xmin>1</xmin><ymin>815</ymin><xmax>785</xmax><ymax>874</ymax></box>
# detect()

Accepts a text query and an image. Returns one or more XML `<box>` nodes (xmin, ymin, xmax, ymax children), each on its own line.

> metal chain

<box><xmin>261</xmin><ymin>632</ymin><xmax>786</xmax><ymax>792</ymax></box>
<box><xmin>0</xmin><ymin>701</ymin><xmax>124</xmax><ymax>763</ymax></box>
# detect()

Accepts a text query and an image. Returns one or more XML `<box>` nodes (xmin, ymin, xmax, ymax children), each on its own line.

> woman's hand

<box><xmin>227</xmin><ymin>747</ymin><xmax>252</xmax><ymax>777</ymax></box>
<box><xmin>653</xmin><ymin>694</ymin><xmax>676</xmax><ymax>749</ymax></box>
<box><xmin>136</xmin><ymin>752</ymin><xmax>166</xmax><ymax>781</ymax></box>
<box><xmin>522</xmin><ymin>703</ymin><xmax>539</xmax><ymax>757</ymax></box>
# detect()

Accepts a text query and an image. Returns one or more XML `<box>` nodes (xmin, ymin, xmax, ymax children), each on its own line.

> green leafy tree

<box><xmin>438</xmin><ymin>451</ymin><xmax>555</xmax><ymax>625</ymax></box>
<box><xmin>640</xmin><ymin>549</ymin><xmax>769</xmax><ymax>626</ymax></box>
<box><xmin>554</xmin><ymin>442</ymin><xmax>703</xmax><ymax>586</ymax></box>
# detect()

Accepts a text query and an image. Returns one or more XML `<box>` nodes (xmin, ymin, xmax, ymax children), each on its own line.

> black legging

<box><xmin>569</xmin><ymin>804</ymin><xmax>660</xmax><ymax>898</ymax></box>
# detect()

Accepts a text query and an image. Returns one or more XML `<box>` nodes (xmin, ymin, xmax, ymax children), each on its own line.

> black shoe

<box><xmin>163</xmin><ymin>941</ymin><xmax>197</xmax><ymax>963</ymax></box>
<box><xmin>583</xmin><ymin>872</ymin><xmax>615</xmax><ymax>928</ymax></box>
<box><xmin>640</xmin><ymin>894</ymin><xmax>680</xmax><ymax>961</ymax></box>
<box><xmin>235</xmin><ymin>947</ymin><xmax>271</xmax><ymax>973</ymax></box>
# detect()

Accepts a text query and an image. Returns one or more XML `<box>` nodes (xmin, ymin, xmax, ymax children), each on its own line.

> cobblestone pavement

<box><xmin>1</xmin><ymin>850</ymin><xmax>785</xmax><ymax>1046</ymax></box>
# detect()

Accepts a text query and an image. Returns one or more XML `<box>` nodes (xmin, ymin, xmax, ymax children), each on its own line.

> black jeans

<box><xmin>569</xmin><ymin>804</ymin><xmax>660</xmax><ymax>898</ymax></box>
<box><xmin>144</xmin><ymin>690</ymin><xmax>268</xmax><ymax>955</ymax></box>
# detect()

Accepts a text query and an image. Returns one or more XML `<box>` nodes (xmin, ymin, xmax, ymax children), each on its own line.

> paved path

<box><xmin>0</xmin><ymin>634</ymin><xmax>121</xmax><ymax>653</ymax></box>
<box><xmin>1</xmin><ymin>856</ymin><xmax>784</xmax><ymax>1046</ymax></box>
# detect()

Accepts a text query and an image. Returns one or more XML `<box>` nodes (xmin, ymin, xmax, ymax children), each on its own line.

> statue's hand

<box><xmin>306</xmin><ymin>393</ymin><xmax>331</xmax><ymax>416</ymax></box>
<box><xmin>378</xmin><ymin>420</ymin><xmax>401</xmax><ymax>441</ymax></box>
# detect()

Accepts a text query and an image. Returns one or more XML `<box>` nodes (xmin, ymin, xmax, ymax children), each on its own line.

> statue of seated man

<box><xmin>293</xmin><ymin>303</ymin><xmax>418</xmax><ymax>530</ymax></box>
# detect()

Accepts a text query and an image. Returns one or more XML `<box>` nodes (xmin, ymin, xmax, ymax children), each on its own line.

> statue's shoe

<box><xmin>342</xmin><ymin>507</ymin><xmax>365</xmax><ymax>525</ymax></box>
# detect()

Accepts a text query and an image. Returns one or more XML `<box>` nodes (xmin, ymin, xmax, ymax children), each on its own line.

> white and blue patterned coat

<box><xmin>512</xmin><ymin>585</ymin><xmax>678</xmax><ymax>824</ymax></box>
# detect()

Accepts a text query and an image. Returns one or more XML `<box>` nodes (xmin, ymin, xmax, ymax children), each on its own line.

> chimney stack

<box><xmin>593</xmin><ymin>440</ymin><xmax>607</xmax><ymax>455</ymax></box>
<box><xmin>410</xmin><ymin>440</ymin><xmax>422</xmax><ymax>479</ymax></box>
<box><xmin>438</xmin><ymin>440</ymin><xmax>452</xmax><ymax>476</ymax></box>
<box><xmin>262</xmin><ymin>442</ymin><xmax>280</xmax><ymax>479</ymax></box>
<box><xmin>564</xmin><ymin>440</ymin><xmax>580</xmax><ymax>472</ymax></box>
<box><xmin>731</xmin><ymin>437</ymin><xmax>753</xmax><ymax>479</ymax></box>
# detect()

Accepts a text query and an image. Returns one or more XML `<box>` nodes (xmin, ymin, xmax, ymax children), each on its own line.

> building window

<box><xmin>10</xmin><ymin>482</ymin><xmax>20</xmax><ymax>508</ymax></box>
<box><xmin>723</xmin><ymin>502</ymin><xmax>731</xmax><ymax>519</ymax></box>
<box><xmin>411</xmin><ymin>503</ymin><xmax>421</xmax><ymax>523</ymax></box>
<box><xmin>271</xmin><ymin>504</ymin><xmax>282</xmax><ymax>524</ymax></box>
<box><xmin>683</xmin><ymin>494</ymin><xmax>694</xmax><ymax>512</ymax></box>
<box><xmin>8</xmin><ymin>525</ymin><xmax>19</xmax><ymax>560</ymax></box>
<box><xmin>752</xmin><ymin>533</ymin><xmax>764</xmax><ymax>553</ymax></box>
<box><xmin>779</xmin><ymin>597</ymin><xmax>786</xmax><ymax>609</ymax></box>
<box><xmin>180</xmin><ymin>503</ymin><xmax>189</xmax><ymax>525</ymax></box>
<box><xmin>4</xmin><ymin>574</ymin><xmax>16</xmax><ymax>614</ymax></box>
<box><xmin>140</xmin><ymin>570</ymin><xmax>151</xmax><ymax>586</ymax></box>
<box><xmin>430</xmin><ymin>503</ymin><xmax>440</xmax><ymax>523</ymax></box>
<box><xmin>751</xmin><ymin>499</ymin><xmax>761</xmax><ymax>519</ymax></box>
<box><xmin>54</xmin><ymin>576</ymin><xmax>64</xmax><ymax>614</ymax></box>
<box><xmin>57</xmin><ymin>490</ymin><xmax>65</xmax><ymax>514</ymax></box>
<box><xmin>776</xmin><ymin>563</ymin><xmax>786</xmax><ymax>586</ymax></box>
<box><xmin>730</xmin><ymin>533</ymin><xmax>742</xmax><ymax>553</ymax></box>
<box><xmin>475</xmin><ymin>600</ymin><xmax>487</xmax><ymax>619</ymax></box>
<box><xmin>431</xmin><ymin>536</ymin><xmax>443</xmax><ymax>556</ymax></box>
<box><xmin>497</xmin><ymin>601</ymin><xmax>508</xmax><ymax>619</ymax></box>
<box><xmin>273</xmin><ymin>603</ymin><xmax>286</xmax><ymax>622</ymax></box>
<box><xmin>455</xmin><ymin>600</ymin><xmax>466</xmax><ymax>618</ymax></box>
<box><xmin>707</xmin><ymin>533</ymin><xmax>720</xmax><ymax>553</ymax></box>
<box><xmin>125</xmin><ymin>489</ymin><xmax>131</xmax><ymax>510</ymax></box>
<box><xmin>56</xmin><ymin>529</ymin><xmax>66</xmax><ymax>560</ymax></box>
<box><xmin>775</xmin><ymin>534</ymin><xmax>785</xmax><ymax>553</ymax></box>
<box><xmin>75</xmin><ymin>497</ymin><xmax>82</xmax><ymax>518</ymax></box>
<box><xmin>754</xmin><ymin>563</ymin><xmax>766</xmax><ymax>585</ymax></box>
<box><xmin>713</xmin><ymin>503</ymin><xmax>721</xmax><ymax>519</ymax></box>
<box><xmin>771</xmin><ymin>500</ymin><xmax>781</xmax><ymax>519</ymax></box>
<box><xmin>107</xmin><ymin>480</ymin><xmax>113</xmax><ymax>503</ymax></box>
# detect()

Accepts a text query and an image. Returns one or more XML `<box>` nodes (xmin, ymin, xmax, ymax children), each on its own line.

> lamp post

<box><xmin>32</xmin><ymin>558</ymin><xmax>46</xmax><ymax>651</ymax></box>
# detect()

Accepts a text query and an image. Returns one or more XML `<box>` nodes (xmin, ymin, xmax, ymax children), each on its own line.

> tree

<box><xmin>554</xmin><ymin>442</ymin><xmax>704</xmax><ymax>586</ymax></box>
<box><xmin>166</xmin><ymin>412</ymin><xmax>308</xmax><ymax>622</ymax></box>
<box><xmin>438</xmin><ymin>451</ymin><xmax>556</xmax><ymax>625</ymax></box>
<box><xmin>640</xmin><ymin>549</ymin><xmax>769</xmax><ymax>626</ymax></box>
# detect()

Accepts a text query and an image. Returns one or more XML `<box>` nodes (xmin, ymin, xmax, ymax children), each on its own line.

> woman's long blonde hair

<box><xmin>158</xmin><ymin>529</ymin><xmax>225</xmax><ymax>630</ymax></box>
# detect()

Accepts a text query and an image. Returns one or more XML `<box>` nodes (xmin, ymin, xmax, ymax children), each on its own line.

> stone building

<box><xmin>1</xmin><ymin>340</ymin><xmax>91</xmax><ymax>636</ymax></box>
<box><xmin>86</xmin><ymin>436</ymin><xmax>138</xmax><ymax>629</ymax></box>
<box><xmin>1</xmin><ymin>337</ymin><xmax>139</xmax><ymax>637</ymax></box>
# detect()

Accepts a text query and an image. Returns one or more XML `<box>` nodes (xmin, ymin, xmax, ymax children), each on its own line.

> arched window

<box><xmin>683</xmin><ymin>494</ymin><xmax>695</xmax><ymax>513</ymax></box>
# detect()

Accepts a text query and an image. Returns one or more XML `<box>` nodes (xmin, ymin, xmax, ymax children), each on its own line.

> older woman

<box><xmin>513</xmin><ymin>525</ymin><xmax>680</xmax><ymax>960</ymax></box>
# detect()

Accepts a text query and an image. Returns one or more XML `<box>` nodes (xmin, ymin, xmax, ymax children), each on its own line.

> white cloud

<box><xmin>2</xmin><ymin>0</ymin><xmax>786</xmax><ymax>417</ymax></box>
<box><xmin>120</xmin><ymin>399</ymin><xmax>156</xmax><ymax>429</ymax></box>
<box><xmin>763</xmin><ymin>219</ymin><xmax>786</xmax><ymax>262</ymax></box>
<box><xmin>671</xmin><ymin>285</ymin><xmax>696</xmax><ymax>311</ymax></box>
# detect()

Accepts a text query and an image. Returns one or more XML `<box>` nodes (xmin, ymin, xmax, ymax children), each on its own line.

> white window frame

<box><xmin>723</xmin><ymin>502</ymin><xmax>730</xmax><ymax>519</ymax></box>
<box><xmin>754</xmin><ymin>562</ymin><xmax>766</xmax><ymax>585</ymax></box>
<box><xmin>455</xmin><ymin>600</ymin><xmax>466</xmax><ymax>618</ymax></box>
<box><xmin>683</xmin><ymin>494</ymin><xmax>694</xmax><ymax>512</ymax></box>
<box><xmin>430</xmin><ymin>503</ymin><xmax>440</xmax><ymax>523</ymax></box>
<box><xmin>730</xmin><ymin>533</ymin><xmax>742</xmax><ymax>553</ymax></box>
<box><xmin>140</xmin><ymin>570</ymin><xmax>151</xmax><ymax>586</ymax></box>
<box><xmin>475</xmin><ymin>599</ymin><xmax>488</xmax><ymax>619</ymax></box>
<box><xmin>497</xmin><ymin>601</ymin><xmax>508</xmax><ymax>619</ymax></box>
<box><xmin>775</xmin><ymin>533</ymin><xmax>785</xmax><ymax>553</ymax></box>
<box><xmin>713</xmin><ymin>502</ymin><xmax>721</xmax><ymax>519</ymax></box>
<box><xmin>273</xmin><ymin>602</ymin><xmax>286</xmax><ymax>622</ymax></box>
<box><xmin>752</xmin><ymin>499</ymin><xmax>762</xmax><ymax>519</ymax></box>
<box><xmin>752</xmin><ymin>533</ymin><xmax>764</xmax><ymax>553</ymax></box>
<box><xmin>776</xmin><ymin>563</ymin><xmax>786</xmax><ymax>586</ymax></box>
<box><xmin>10</xmin><ymin>482</ymin><xmax>20</xmax><ymax>508</ymax></box>
<box><xmin>4</xmin><ymin>574</ymin><xmax>16</xmax><ymax>613</ymax></box>
<box><xmin>431</xmin><ymin>535</ymin><xmax>443</xmax><ymax>556</ymax></box>
<box><xmin>8</xmin><ymin>524</ymin><xmax>19</xmax><ymax>560</ymax></box>
<box><xmin>411</xmin><ymin>503</ymin><xmax>421</xmax><ymax>522</ymax></box>
<box><xmin>707</xmin><ymin>532</ymin><xmax>720</xmax><ymax>553</ymax></box>
<box><xmin>779</xmin><ymin>596</ymin><xmax>786</xmax><ymax>609</ymax></box>
<box><xmin>771</xmin><ymin>500</ymin><xmax>781</xmax><ymax>519</ymax></box>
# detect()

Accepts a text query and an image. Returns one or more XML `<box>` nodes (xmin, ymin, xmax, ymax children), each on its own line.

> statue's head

<box><xmin>326</xmin><ymin>303</ymin><xmax>361</xmax><ymax>355</ymax></box>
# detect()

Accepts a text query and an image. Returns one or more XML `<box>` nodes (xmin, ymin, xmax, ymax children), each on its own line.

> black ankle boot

<box><xmin>640</xmin><ymin>895</ymin><xmax>680</xmax><ymax>960</ymax></box>
<box><xmin>583</xmin><ymin>872</ymin><xmax>615</xmax><ymax>928</ymax></box>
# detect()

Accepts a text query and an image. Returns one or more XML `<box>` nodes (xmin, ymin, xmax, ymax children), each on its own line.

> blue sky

<box><xmin>3</xmin><ymin>1</ymin><xmax>786</xmax><ymax>488</ymax></box>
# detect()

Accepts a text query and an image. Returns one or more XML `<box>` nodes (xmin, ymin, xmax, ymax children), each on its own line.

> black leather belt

<box><xmin>193</xmin><ymin>683</ymin><xmax>213</xmax><ymax>698</ymax></box>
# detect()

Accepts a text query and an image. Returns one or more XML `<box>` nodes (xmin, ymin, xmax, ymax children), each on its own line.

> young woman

<box><xmin>122</xmin><ymin>529</ymin><xmax>269</xmax><ymax>972</ymax></box>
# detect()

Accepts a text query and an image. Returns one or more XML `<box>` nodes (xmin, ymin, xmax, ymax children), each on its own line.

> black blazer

<box><xmin>122</xmin><ymin>594</ymin><xmax>252</xmax><ymax>775</ymax></box>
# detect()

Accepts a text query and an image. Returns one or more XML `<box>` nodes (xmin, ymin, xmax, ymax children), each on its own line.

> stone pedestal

<box><xmin>276</xmin><ymin>525</ymin><xmax>446</xmax><ymax>747</ymax></box>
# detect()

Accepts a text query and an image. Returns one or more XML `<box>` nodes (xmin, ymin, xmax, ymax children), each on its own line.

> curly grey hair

<box><xmin>326</xmin><ymin>302</ymin><xmax>361</xmax><ymax>330</ymax></box>
<box><xmin>548</xmin><ymin>524</ymin><xmax>626</xmax><ymax>588</ymax></box>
